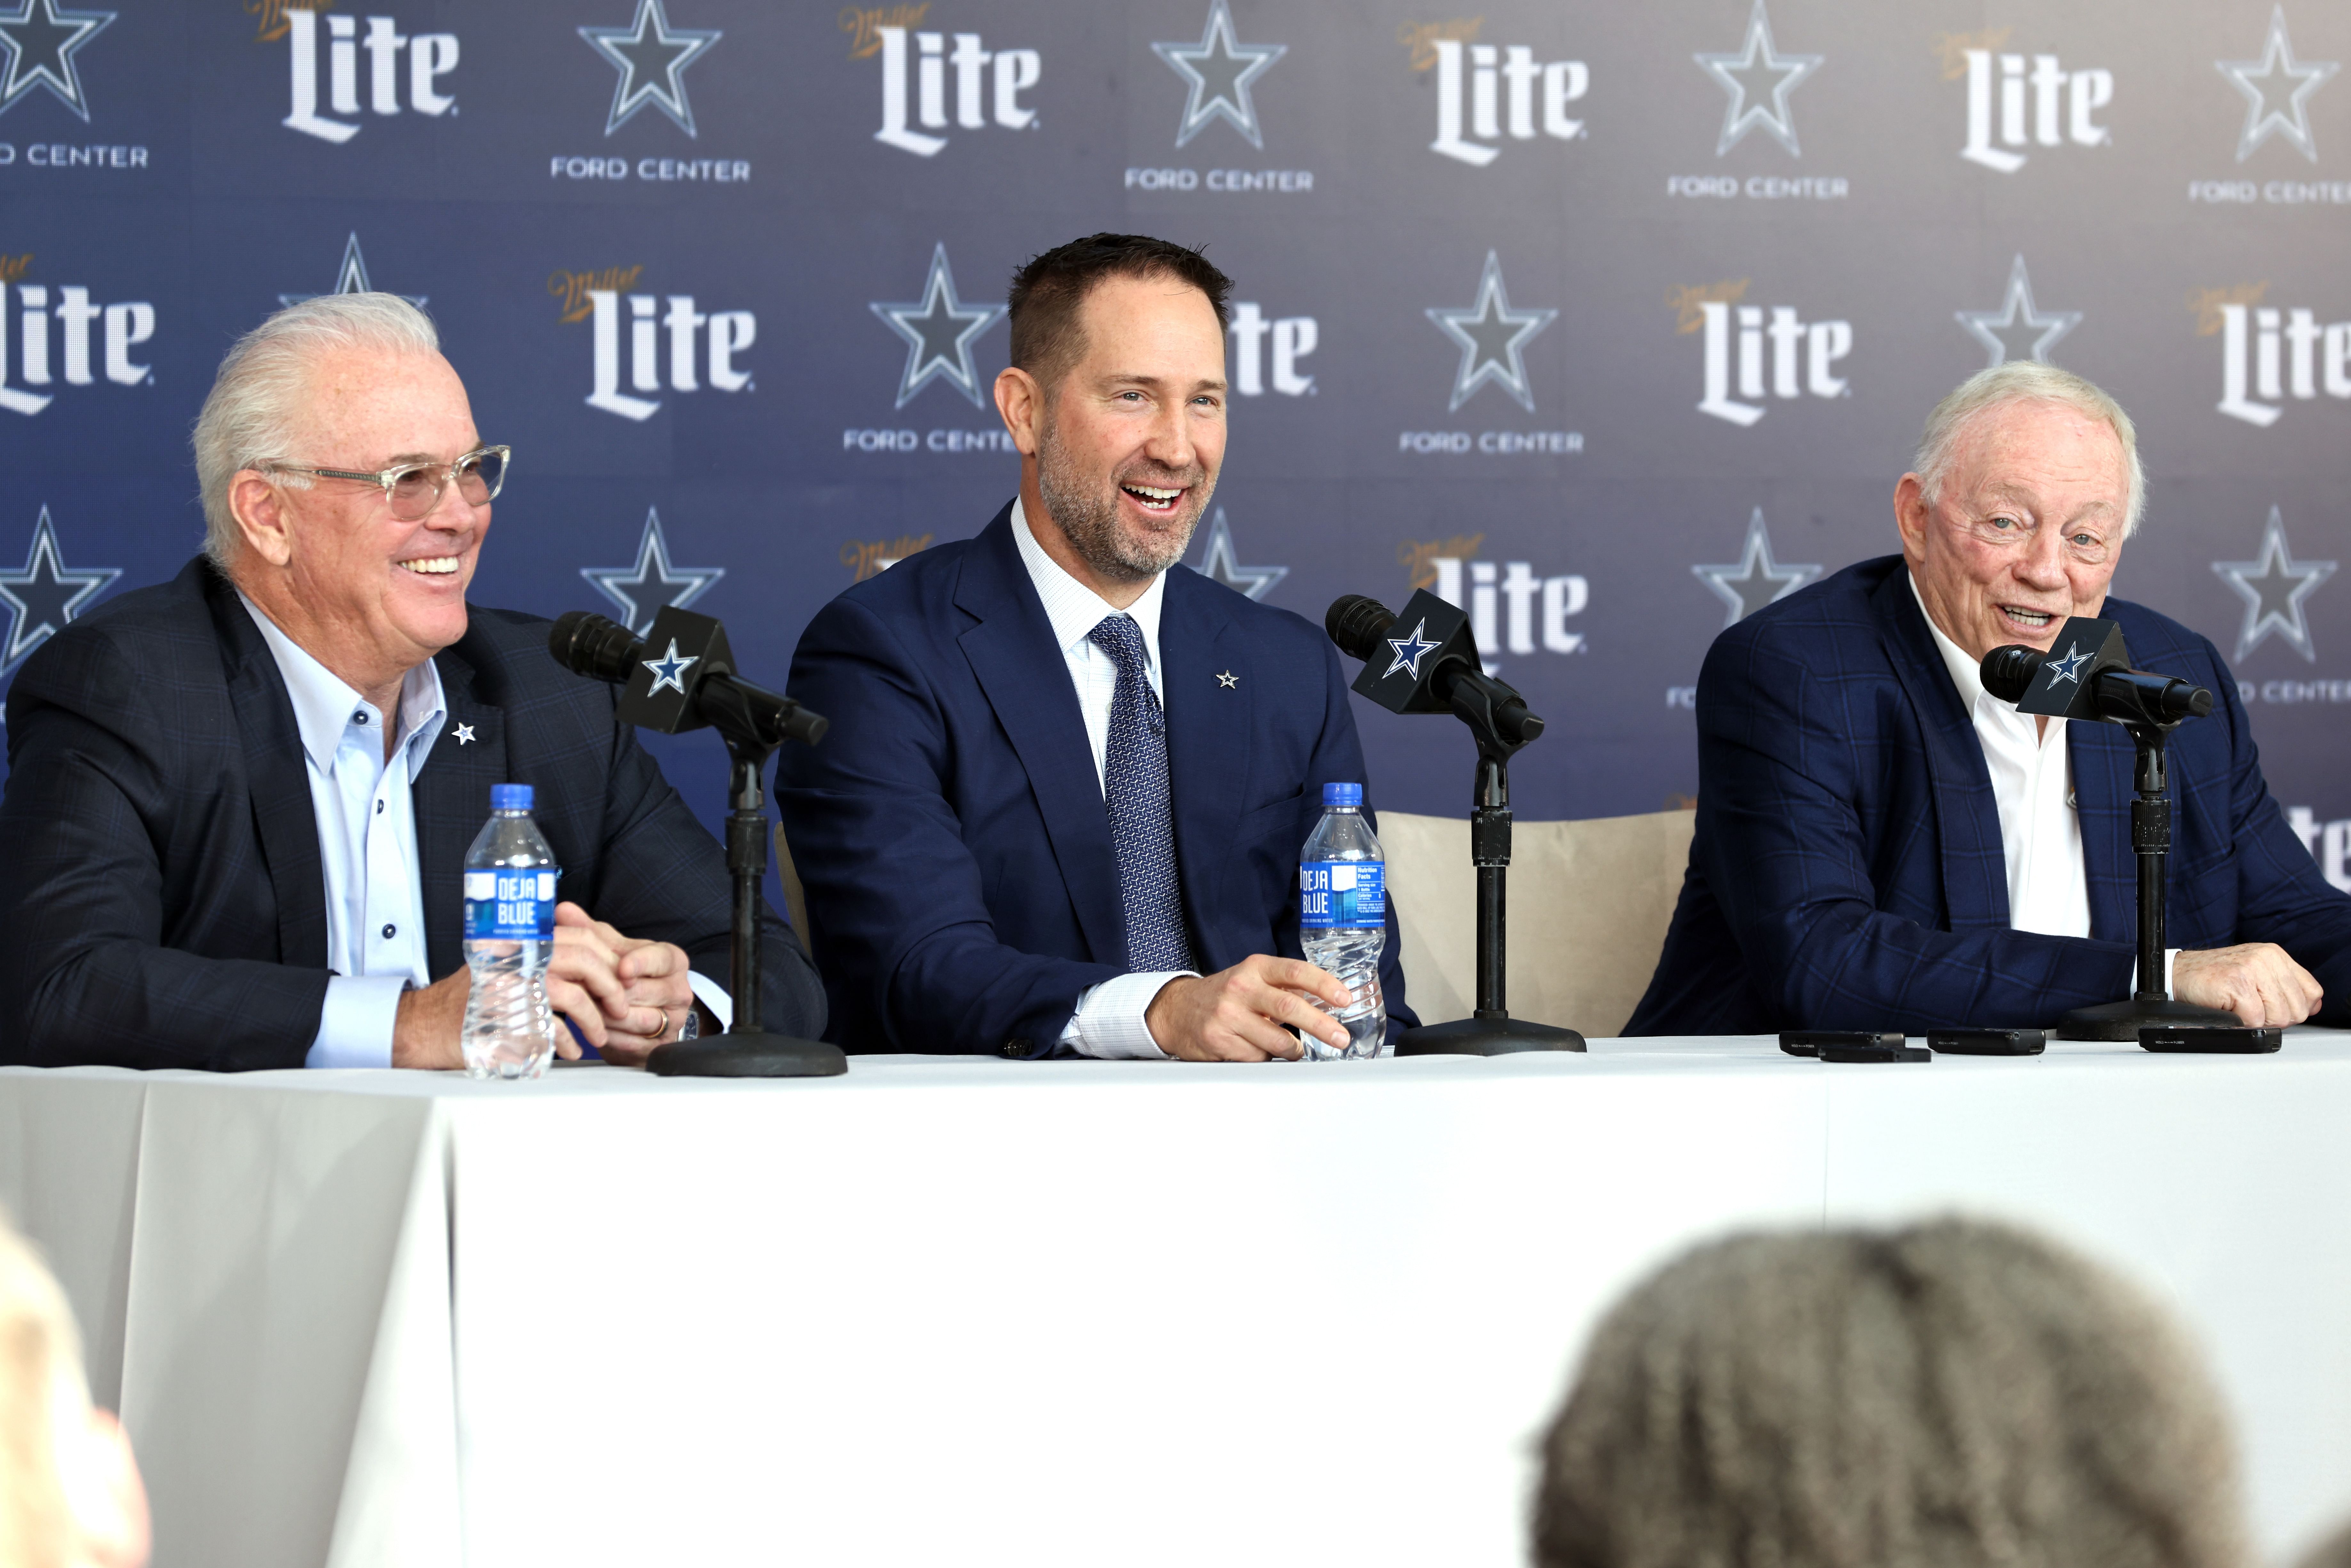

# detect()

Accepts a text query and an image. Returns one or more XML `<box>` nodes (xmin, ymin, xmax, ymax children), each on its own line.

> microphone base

<box><xmin>2054</xmin><ymin>997</ymin><xmax>2243</xmax><ymax>1044</ymax></box>
<box><xmin>646</xmin><ymin>1030</ymin><xmax>848</xmax><ymax>1078</ymax></box>
<box><xmin>1396</xmin><ymin>1014</ymin><xmax>1587</xmax><ymax>1057</ymax></box>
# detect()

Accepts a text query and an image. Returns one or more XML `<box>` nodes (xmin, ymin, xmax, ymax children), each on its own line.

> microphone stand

<box><xmin>2053</xmin><ymin>718</ymin><xmax>2238</xmax><ymax>1043</ymax></box>
<box><xmin>1395</xmin><ymin>667</ymin><xmax>1586</xmax><ymax>1057</ymax></box>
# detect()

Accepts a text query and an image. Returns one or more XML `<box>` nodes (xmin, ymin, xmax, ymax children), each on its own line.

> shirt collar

<box><xmin>1010</xmin><ymin>495</ymin><xmax>1167</xmax><ymax>668</ymax></box>
<box><xmin>1907</xmin><ymin>570</ymin><xmax>1995</xmax><ymax>714</ymax></box>
<box><xmin>238</xmin><ymin>592</ymin><xmax>449</xmax><ymax>779</ymax></box>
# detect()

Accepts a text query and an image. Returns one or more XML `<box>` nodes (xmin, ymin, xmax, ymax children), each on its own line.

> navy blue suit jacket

<box><xmin>777</xmin><ymin>505</ymin><xmax>1411</xmax><ymax>1056</ymax></box>
<box><xmin>0</xmin><ymin>556</ymin><xmax>823</xmax><ymax>1070</ymax></box>
<box><xmin>1628</xmin><ymin>555</ymin><xmax>2351</xmax><ymax>1035</ymax></box>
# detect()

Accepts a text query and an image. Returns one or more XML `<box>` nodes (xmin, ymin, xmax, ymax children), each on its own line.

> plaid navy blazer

<box><xmin>1627</xmin><ymin>555</ymin><xmax>2351</xmax><ymax>1035</ymax></box>
<box><xmin>0</xmin><ymin>557</ymin><xmax>823</xmax><ymax>1070</ymax></box>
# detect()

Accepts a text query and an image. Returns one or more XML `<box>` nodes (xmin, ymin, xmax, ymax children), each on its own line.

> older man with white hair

<box><xmin>1630</xmin><ymin>361</ymin><xmax>2351</xmax><ymax>1035</ymax></box>
<box><xmin>0</xmin><ymin>293</ymin><xmax>822</xmax><ymax>1069</ymax></box>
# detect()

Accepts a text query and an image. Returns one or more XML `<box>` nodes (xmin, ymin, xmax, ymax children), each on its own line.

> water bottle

<box><xmin>1297</xmin><ymin>782</ymin><xmax>1388</xmax><ymax>1060</ymax></box>
<box><xmin>460</xmin><ymin>784</ymin><xmax>562</xmax><ymax>1080</ymax></box>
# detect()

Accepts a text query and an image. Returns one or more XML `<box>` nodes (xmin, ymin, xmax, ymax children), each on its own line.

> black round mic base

<box><xmin>2055</xmin><ymin>997</ymin><xmax>2243</xmax><ymax>1044</ymax></box>
<box><xmin>646</xmin><ymin>1031</ymin><xmax>848</xmax><ymax>1078</ymax></box>
<box><xmin>1396</xmin><ymin>1014</ymin><xmax>1587</xmax><ymax>1056</ymax></box>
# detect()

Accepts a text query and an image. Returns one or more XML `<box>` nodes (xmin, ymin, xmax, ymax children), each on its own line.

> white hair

<box><xmin>191</xmin><ymin>293</ymin><xmax>441</xmax><ymax>570</ymax></box>
<box><xmin>1913</xmin><ymin>360</ymin><xmax>2147</xmax><ymax>537</ymax></box>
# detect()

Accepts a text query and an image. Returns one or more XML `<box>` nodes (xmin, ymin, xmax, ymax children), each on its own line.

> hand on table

<box><xmin>2171</xmin><ymin>943</ymin><xmax>2323</xmax><ymax>1027</ymax></box>
<box><xmin>1144</xmin><ymin>955</ymin><xmax>1354</xmax><ymax>1061</ymax></box>
<box><xmin>548</xmin><ymin>902</ymin><xmax>701</xmax><ymax>1066</ymax></box>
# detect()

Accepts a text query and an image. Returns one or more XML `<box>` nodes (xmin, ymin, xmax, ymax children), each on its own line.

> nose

<box><xmin>2013</xmin><ymin>524</ymin><xmax>2067</xmax><ymax>589</ymax></box>
<box><xmin>422</xmin><ymin>468</ymin><xmax>485</xmax><ymax>531</ymax></box>
<box><xmin>1142</xmin><ymin>398</ymin><xmax>1195</xmax><ymax>474</ymax></box>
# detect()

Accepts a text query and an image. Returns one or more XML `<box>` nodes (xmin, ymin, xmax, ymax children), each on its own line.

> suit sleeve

<box><xmin>1694</xmin><ymin>628</ymin><xmax>2135</xmax><ymax>1031</ymax></box>
<box><xmin>0</xmin><ymin>632</ymin><xmax>329</xmax><ymax>1070</ymax></box>
<box><xmin>777</xmin><ymin>595</ymin><xmax>1123</xmax><ymax>1054</ymax></box>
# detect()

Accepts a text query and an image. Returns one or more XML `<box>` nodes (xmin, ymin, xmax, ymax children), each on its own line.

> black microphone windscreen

<box><xmin>1980</xmin><ymin>644</ymin><xmax>2039</xmax><ymax>704</ymax></box>
<box><xmin>1326</xmin><ymin>596</ymin><xmax>1398</xmax><ymax>662</ymax></box>
<box><xmin>550</xmin><ymin>611</ymin><xmax>643</xmax><ymax>684</ymax></box>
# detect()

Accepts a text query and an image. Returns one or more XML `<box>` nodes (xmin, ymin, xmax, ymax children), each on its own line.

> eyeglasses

<box><xmin>266</xmin><ymin>445</ymin><xmax>510</xmax><ymax>522</ymax></box>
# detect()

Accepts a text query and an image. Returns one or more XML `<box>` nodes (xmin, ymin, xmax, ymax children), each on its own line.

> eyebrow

<box><xmin>1094</xmin><ymin>372</ymin><xmax>1228</xmax><ymax>395</ymax></box>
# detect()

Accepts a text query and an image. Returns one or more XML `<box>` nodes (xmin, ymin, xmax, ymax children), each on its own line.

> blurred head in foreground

<box><xmin>1534</xmin><ymin>1218</ymin><xmax>2247</xmax><ymax>1568</ymax></box>
<box><xmin>0</xmin><ymin>1216</ymin><xmax>148</xmax><ymax>1568</ymax></box>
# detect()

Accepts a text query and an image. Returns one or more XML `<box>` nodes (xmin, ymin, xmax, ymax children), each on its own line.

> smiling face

<box><xmin>1895</xmin><ymin>397</ymin><xmax>2128</xmax><ymax>663</ymax></box>
<box><xmin>231</xmin><ymin>345</ymin><xmax>488</xmax><ymax>703</ymax></box>
<box><xmin>1025</xmin><ymin>271</ymin><xmax>1227</xmax><ymax>589</ymax></box>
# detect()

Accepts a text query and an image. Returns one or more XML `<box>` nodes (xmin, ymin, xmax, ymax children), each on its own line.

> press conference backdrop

<box><xmin>1</xmin><ymin>0</ymin><xmax>2347</xmax><ymax>895</ymax></box>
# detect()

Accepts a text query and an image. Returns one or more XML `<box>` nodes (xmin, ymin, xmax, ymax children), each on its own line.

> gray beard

<box><xmin>1035</xmin><ymin>417</ymin><xmax>1206</xmax><ymax>584</ymax></box>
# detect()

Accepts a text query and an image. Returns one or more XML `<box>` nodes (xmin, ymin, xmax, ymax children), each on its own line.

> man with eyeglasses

<box><xmin>0</xmin><ymin>293</ymin><xmax>823</xmax><ymax>1070</ymax></box>
<box><xmin>1628</xmin><ymin>362</ymin><xmax>2351</xmax><ymax>1036</ymax></box>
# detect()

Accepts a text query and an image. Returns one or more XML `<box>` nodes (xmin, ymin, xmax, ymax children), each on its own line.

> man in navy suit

<box><xmin>1631</xmin><ymin>362</ymin><xmax>2351</xmax><ymax>1035</ymax></box>
<box><xmin>779</xmin><ymin>234</ymin><xmax>1408</xmax><ymax>1059</ymax></box>
<box><xmin>0</xmin><ymin>293</ymin><xmax>821</xmax><ymax>1070</ymax></box>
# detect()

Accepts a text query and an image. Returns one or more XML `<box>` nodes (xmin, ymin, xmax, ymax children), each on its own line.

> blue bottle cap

<box><xmin>492</xmin><ymin>783</ymin><xmax>533</xmax><ymax>812</ymax></box>
<box><xmin>1322</xmin><ymin>782</ymin><xmax>1364</xmax><ymax>807</ymax></box>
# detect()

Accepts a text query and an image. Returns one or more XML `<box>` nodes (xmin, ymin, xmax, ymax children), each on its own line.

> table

<box><xmin>6</xmin><ymin>1033</ymin><xmax>2350</xmax><ymax>1568</ymax></box>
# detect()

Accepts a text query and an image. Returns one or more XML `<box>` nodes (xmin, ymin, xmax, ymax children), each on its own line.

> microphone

<box><xmin>1980</xmin><ymin>617</ymin><xmax>2212</xmax><ymax>728</ymax></box>
<box><xmin>549</xmin><ymin>607</ymin><xmax>827</xmax><ymax>750</ymax></box>
<box><xmin>1325</xmin><ymin>590</ymin><xmax>1543</xmax><ymax>748</ymax></box>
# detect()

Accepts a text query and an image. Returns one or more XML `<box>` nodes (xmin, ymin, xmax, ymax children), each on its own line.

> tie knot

<box><xmin>1087</xmin><ymin>613</ymin><xmax>1149</xmax><ymax>673</ymax></box>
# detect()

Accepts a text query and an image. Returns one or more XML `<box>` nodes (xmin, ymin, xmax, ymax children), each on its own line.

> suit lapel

<box><xmin>1871</xmin><ymin>570</ymin><xmax>2011</xmax><ymax>931</ymax></box>
<box><xmin>2069</xmin><ymin>720</ymin><xmax>2136</xmax><ymax>942</ymax></box>
<box><xmin>954</xmin><ymin>510</ymin><xmax>1126</xmax><ymax>966</ymax></box>
<box><xmin>1159</xmin><ymin>569</ymin><xmax>1249</xmax><ymax>971</ymax></box>
<box><xmin>415</xmin><ymin>652</ymin><xmax>508</xmax><ymax>980</ymax></box>
<box><xmin>204</xmin><ymin>570</ymin><xmax>329</xmax><ymax>970</ymax></box>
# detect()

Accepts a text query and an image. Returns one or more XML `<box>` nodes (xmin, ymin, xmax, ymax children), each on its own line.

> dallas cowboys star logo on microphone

<box><xmin>581</xmin><ymin>508</ymin><xmax>724</xmax><ymax>636</ymax></box>
<box><xmin>1955</xmin><ymin>254</ymin><xmax>2079</xmax><ymax>369</ymax></box>
<box><xmin>872</xmin><ymin>243</ymin><xmax>1006</xmax><ymax>410</ymax></box>
<box><xmin>0</xmin><ymin>0</ymin><xmax>114</xmax><ymax>122</ymax></box>
<box><xmin>281</xmin><ymin>233</ymin><xmax>426</xmax><ymax>311</ymax></box>
<box><xmin>641</xmin><ymin>638</ymin><xmax>698</xmax><ymax>696</ymax></box>
<box><xmin>0</xmin><ymin>506</ymin><xmax>120</xmax><ymax>680</ymax></box>
<box><xmin>1151</xmin><ymin>0</ymin><xmax>1285</xmax><ymax>150</ymax></box>
<box><xmin>1693</xmin><ymin>0</ymin><xmax>1820</xmax><ymax>156</ymax></box>
<box><xmin>1383</xmin><ymin>618</ymin><xmax>1442</xmax><ymax>680</ymax></box>
<box><xmin>579</xmin><ymin>0</ymin><xmax>719</xmax><ymax>138</ymax></box>
<box><xmin>2217</xmin><ymin>5</ymin><xmax>2337</xmax><ymax>163</ymax></box>
<box><xmin>1426</xmin><ymin>251</ymin><xmax>1556</xmax><ymax>414</ymax></box>
<box><xmin>2045</xmin><ymin>642</ymin><xmax>2093</xmax><ymax>684</ymax></box>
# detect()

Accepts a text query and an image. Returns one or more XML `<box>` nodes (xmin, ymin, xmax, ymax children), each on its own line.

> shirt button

<box><xmin>375</xmin><ymin>799</ymin><xmax>385</xmax><ymax>815</ymax></box>
<box><xmin>353</xmin><ymin>711</ymin><xmax>368</xmax><ymax>726</ymax></box>
<box><xmin>381</xmin><ymin>923</ymin><xmax>396</xmax><ymax>940</ymax></box>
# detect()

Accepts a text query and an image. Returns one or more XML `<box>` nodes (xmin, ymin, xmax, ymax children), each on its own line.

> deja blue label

<box><xmin>464</xmin><ymin>868</ymin><xmax>559</xmax><ymax>940</ymax></box>
<box><xmin>1299</xmin><ymin>860</ymin><xmax>1385</xmax><ymax>929</ymax></box>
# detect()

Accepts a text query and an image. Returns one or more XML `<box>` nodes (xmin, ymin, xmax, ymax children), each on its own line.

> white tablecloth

<box><xmin>5</xmin><ymin>1033</ymin><xmax>2350</xmax><ymax>1568</ymax></box>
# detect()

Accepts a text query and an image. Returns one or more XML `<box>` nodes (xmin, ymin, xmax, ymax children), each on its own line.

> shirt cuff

<box><xmin>2129</xmin><ymin>948</ymin><xmax>2181</xmax><ymax>996</ymax></box>
<box><xmin>306</xmin><ymin>975</ymin><xmax>404</xmax><ymax>1070</ymax></box>
<box><xmin>1063</xmin><ymin>970</ymin><xmax>1195</xmax><ymax>1060</ymax></box>
<box><xmin>686</xmin><ymin>970</ymin><xmax>732</xmax><ymax>1033</ymax></box>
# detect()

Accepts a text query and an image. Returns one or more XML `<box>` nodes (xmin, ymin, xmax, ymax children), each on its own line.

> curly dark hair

<box><xmin>1007</xmin><ymin>233</ymin><xmax>1231</xmax><ymax>395</ymax></box>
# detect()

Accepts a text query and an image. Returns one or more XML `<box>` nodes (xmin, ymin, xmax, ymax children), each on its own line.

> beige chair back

<box><xmin>1378</xmin><ymin>809</ymin><xmax>1696</xmax><ymax>1038</ymax></box>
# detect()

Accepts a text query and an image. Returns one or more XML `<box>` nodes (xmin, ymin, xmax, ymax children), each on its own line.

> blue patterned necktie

<box><xmin>1086</xmin><ymin>613</ymin><xmax>1198</xmax><ymax>973</ymax></box>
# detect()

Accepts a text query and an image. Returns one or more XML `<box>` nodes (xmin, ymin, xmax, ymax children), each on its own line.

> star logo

<box><xmin>2217</xmin><ymin>5</ymin><xmax>2338</xmax><ymax>163</ymax></box>
<box><xmin>0</xmin><ymin>506</ymin><xmax>120</xmax><ymax>678</ymax></box>
<box><xmin>453</xmin><ymin>722</ymin><xmax>476</xmax><ymax>746</ymax></box>
<box><xmin>0</xmin><ymin>0</ymin><xmax>112</xmax><ymax>122</ymax></box>
<box><xmin>1215</xmin><ymin>670</ymin><xmax>1237</xmax><ymax>688</ymax></box>
<box><xmin>1151</xmin><ymin>0</ymin><xmax>1285</xmax><ymax>151</ymax></box>
<box><xmin>579</xmin><ymin>0</ymin><xmax>720</xmax><ymax>138</ymax></box>
<box><xmin>1190</xmin><ymin>507</ymin><xmax>1287</xmax><ymax>601</ymax></box>
<box><xmin>1955</xmin><ymin>254</ymin><xmax>2080</xmax><ymax>369</ymax></box>
<box><xmin>2045</xmin><ymin>642</ymin><xmax>2093</xmax><ymax>685</ymax></box>
<box><xmin>2213</xmin><ymin>506</ymin><xmax>2337</xmax><ymax>662</ymax></box>
<box><xmin>641</xmin><ymin>638</ymin><xmax>699</xmax><ymax>697</ymax></box>
<box><xmin>1426</xmin><ymin>251</ymin><xmax>1557</xmax><ymax>414</ymax></box>
<box><xmin>280</xmin><ymin>232</ymin><xmax>426</xmax><ymax>311</ymax></box>
<box><xmin>1691</xmin><ymin>508</ymin><xmax>1819</xmax><ymax>628</ymax></box>
<box><xmin>1383</xmin><ymin>618</ymin><xmax>1443</xmax><ymax>681</ymax></box>
<box><xmin>581</xmin><ymin>508</ymin><xmax>724</xmax><ymax>636</ymax></box>
<box><xmin>1693</xmin><ymin>0</ymin><xmax>1821</xmax><ymax>157</ymax></box>
<box><xmin>870</xmin><ymin>242</ymin><xmax>1006</xmax><ymax>410</ymax></box>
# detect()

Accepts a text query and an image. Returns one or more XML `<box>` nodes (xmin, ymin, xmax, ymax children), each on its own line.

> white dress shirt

<box><xmin>241</xmin><ymin>597</ymin><xmax>731</xmax><ymax>1068</ymax></box>
<box><xmin>1009</xmin><ymin>498</ymin><xmax>1194</xmax><ymax>1059</ymax></box>
<box><xmin>1909</xmin><ymin>575</ymin><xmax>2173</xmax><ymax>988</ymax></box>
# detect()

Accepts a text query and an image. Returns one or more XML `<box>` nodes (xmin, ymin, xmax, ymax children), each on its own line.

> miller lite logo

<box><xmin>1674</xmin><ymin>280</ymin><xmax>1850</xmax><ymax>427</ymax></box>
<box><xmin>1419</xmin><ymin>547</ymin><xmax>1589</xmax><ymax>667</ymax></box>
<box><xmin>0</xmin><ymin>268</ymin><xmax>156</xmax><ymax>417</ymax></box>
<box><xmin>1939</xmin><ymin>30</ymin><xmax>2112</xmax><ymax>173</ymax></box>
<box><xmin>2200</xmin><ymin>286</ymin><xmax>2351</xmax><ymax>427</ymax></box>
<box><xmin>1413</xmin><ymin>29</ymin><xmax>1587</xmax><ymax>168</ymax></box>
<box><xmin>871</xmin><ymin>24</ymin><xmax>1040</xmax><ymax>157</ymax></box>
<box><xmin>282</xmin><ymin>8</ymin><xmax>459</xmax><ymax>144</ymax></box>
<box><xmin>1227</xmin><ymin>302</ymin><xmax>1316</xmax><ymax>396</ymax></box>
<box><xmin>579</xmin><ymin>284</ymin><xmax>756</xmax><ymax>421</ymax></box>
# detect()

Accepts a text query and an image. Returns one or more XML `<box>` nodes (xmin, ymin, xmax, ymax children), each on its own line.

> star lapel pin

<box><xmin>453</xmin><ymin>722</ymin><xmax>476</xmax><ymax>745</ymax></box>
<box><xmin>1215</xmin><ymin>670</ymin><xmax>1238</xmax><ymax>688</ymax></box>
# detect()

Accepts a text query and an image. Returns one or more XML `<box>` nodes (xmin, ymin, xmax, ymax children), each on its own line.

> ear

<box><xmin>229</xmin><ymin>470</ymin><xmax>296</xmax><ymax>569</ymax></box>
<box><xmin>1892</xmin><ymin>473</ymin><xmax>1931</xmax><ymax>562</ymax></box>
<box><xmin>994</xmin><ymin>366</ymin><xmax>1043</xmax><ymax>458</ymax></box>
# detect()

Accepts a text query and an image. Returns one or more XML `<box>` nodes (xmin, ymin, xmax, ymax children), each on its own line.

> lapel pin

<box><xmin>454</xmin><ymin>722</ymin><xmax>477</xmax><ymax>745</ymax></box>
<box><xmin>1215</xmin><ymin>670</ymin><xmax>1238</xmax><ymax>689</ymax></box>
